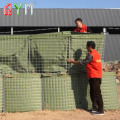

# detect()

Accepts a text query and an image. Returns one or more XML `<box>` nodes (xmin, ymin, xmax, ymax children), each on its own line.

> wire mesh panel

<box><xmin>43</xmin><ymin>74</ymin><xmax>76</xmax><ymax>110</ymax></box>
<box><xmin>42</xmin><ymin>72</ymin><xmax>119</xmax><ymax>111</ymax></box>
<box><xmin>69</xmin><ymin>73</ymin><xmax>92</xmax><ymax>110</ymax></box>
<box><xmin>4</xmin><ymin>74</ymin><xmax>42</xmax><ymax>112</ymax></box>
<box><xmin>0</xmin><ymin>75</ymin><xmax>3</xmax><ymax>112</ymax></box>
<box><xmin>43</xmin><ymin>73</ymin><xmax>92</xmax><ymax>110</ymax></box>
<box><xmin>0</xmin><ymin>35</ymin><xmax>29</xmax><ymax>74</ymax></box>
<box><xmin>69</xmin><ymin>34</ymin><xmax>105</xmax><ymax>74</ymax></box>
<box><xmin>70</xmin><ymin>34</ymin><xmax>105</xmax><ymax>59</ymax></box>
<box><xmin>0</xmin><ymin>32</ymin><xmax>119</xmax><ymax>112</ymax></box>
<box><xmin>101</xmin><ymin>72</ymin><xmax>119</xmax><ymax>110</ymax></box>
<box><xmin>30</xmin><ymin>35</ymin><xmax>69</xmax><ymax>73</ymax></box>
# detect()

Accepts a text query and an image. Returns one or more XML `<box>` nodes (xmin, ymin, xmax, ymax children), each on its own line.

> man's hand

<box><xmin>66</xmin><ymin>59</ymin><xmax>75</xmax><ymax>63</ymax></box>
<box><xmin>67</xmin><ymin>59</ymin><xmax>80</xmax><ymax>65</ymax></box>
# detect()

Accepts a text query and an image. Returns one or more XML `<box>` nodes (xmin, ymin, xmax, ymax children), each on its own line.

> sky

<box><xmin>0</xmin><ymin>0</ymin><xmax>120</xmax><ymax>8</ymax></box>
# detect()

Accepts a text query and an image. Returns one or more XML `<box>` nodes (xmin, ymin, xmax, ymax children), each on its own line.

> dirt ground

<box><xmin>0</xmin><ymin>109</ymin><xmax>120</xmax><ymax>120</ymax></box>
<box><xmin>0</xmin><ymin>85</ymin><xmax>119</xmax><ymax>120</ymax></box>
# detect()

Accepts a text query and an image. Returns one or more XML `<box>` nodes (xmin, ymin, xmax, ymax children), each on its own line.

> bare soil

<box><xmin>0</xmin><ymin>109</ymin><xmax>120</xmax><ymax>120</ymax></box>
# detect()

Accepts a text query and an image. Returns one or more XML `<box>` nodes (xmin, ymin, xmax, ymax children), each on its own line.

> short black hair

<box><xmin>75</xmin><ymin>18</ymin><xmax>82</xmax><ymax>23</ymax></box>
<box><xmin>86</xmin><ymin>41</ymin><xmax>96</xmax><ymax>49</ymax></box>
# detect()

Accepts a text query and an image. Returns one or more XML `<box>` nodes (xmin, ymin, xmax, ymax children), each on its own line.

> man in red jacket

<box><xmin>67</xmin><ymin>41</ymin><xmax>104</xmax><ymax>115</ymax></box>
<box><xmin>74</xmin><ymin>18</ymin><xmax>92</xmax><ymax>33</ymax></box>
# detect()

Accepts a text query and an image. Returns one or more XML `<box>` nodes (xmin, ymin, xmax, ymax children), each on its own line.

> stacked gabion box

<box><xmin>0</xmin><ymin>32</ymin><xmax>119</xmax><ymax>112</ymax></box>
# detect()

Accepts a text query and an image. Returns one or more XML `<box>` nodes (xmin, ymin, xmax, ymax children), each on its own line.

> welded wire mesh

<box><xmin>102</xmin><ymin>72</ymin><xmax>119</xmax><ymax>110</ymax></box>
<box><xmin>0</xmin><ymin>35</ymin><xmax>29</xmax><ymax>74</ymax></box>
<box><xmin>4</xmin><ymin>74</ymin><xmax>42</xmax><ymax>112</ymax></box>
<box><xmin>0</xmin><ymin>75</ymin><xmax>3</xmax><ymax>112</ymax></box>
<box><xmin>29</xmin><ymin>35</ymin><xmax>69</xmax><ymax>73</ymax></box>
<box><xmin>42</xmin><ymin>72</ymin><xmax>92</xmax><ymax>110</ymax></box>
<box><xmin>0</xmin><ymin>32</ymin><xmax>119</xmax><ymax>112</ymax></box>
<box><xmin>69</xmin><ymin>34</ymin><xmax>105</xmax><ymax>74</ymax></box>
<box><xmin>42</xmin><ymin>72</ymin><xmax>119</xmax><ymax>110</ymax></box>
<box><xmin>0</xmin><ymin>34</ymin><xmax>105</xmax><ymax>74</ymax></box>
<box><xmin>70</xmin><ymin>34</ymin><xmax>105</xmax><ymax>60</ymax></box>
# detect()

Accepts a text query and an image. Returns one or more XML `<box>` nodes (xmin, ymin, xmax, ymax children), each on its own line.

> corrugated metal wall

<box><xmin>104</xmin><ymin>34</ymin><xmax>120</xmax><ymax>61</ymax></box>
<box><xmin>0</xmin><ymin>8</ymin><xmax>120</xmax><ymax>27</ymax></box>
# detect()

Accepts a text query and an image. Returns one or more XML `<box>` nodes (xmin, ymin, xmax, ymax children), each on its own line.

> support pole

<box><xmin>11</xmin><ymin>27</ymin><xmax>13</xmax><ymax>35</ymax></box>
<box><xmin>58</xmin><ymin>27</ymin><xmax>60</xmax><ymax>32</ymax></box>
<box><xmin>103</xmin><ymin>28</ymin><xmax>107</xmax><ymax>34</ymax></box>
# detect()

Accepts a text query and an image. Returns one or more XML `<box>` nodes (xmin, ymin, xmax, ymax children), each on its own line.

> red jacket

<box><xmin>86</xmin><ymin>49</ymin><xmax>102</xmax><ymax>78</ymax></box>
<box><xmin>74</xmin><ymin>24</ymin><xmax>87</xmax><ymax>33</ymax></box>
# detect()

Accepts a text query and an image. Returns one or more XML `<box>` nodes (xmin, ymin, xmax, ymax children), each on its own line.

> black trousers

<box><xmin>89</xmin><ymin>78</ymin><xmax>104</xmax><ymax>113</ymax></box>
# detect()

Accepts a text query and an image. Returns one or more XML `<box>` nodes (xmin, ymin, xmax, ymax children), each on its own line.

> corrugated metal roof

<box><xmin>0</xmin><ymin>8</ymin><xmax>120</xmax><ymax>27</ymax></box>
<box><xmin>104</xmin><ymin>34</ymin><xmax>120</xmax><ymax>61</ymax></box>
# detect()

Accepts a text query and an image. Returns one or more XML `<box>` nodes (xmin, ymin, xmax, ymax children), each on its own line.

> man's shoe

<box><xmin>88</xmin><ymin>108</ymin><xmax>98</xmax><ymax>113</ymax></box>
<box><xmin>92</xmin><ymin>111</ymin><xmax>104</xmax><ymax>116</ymax></box>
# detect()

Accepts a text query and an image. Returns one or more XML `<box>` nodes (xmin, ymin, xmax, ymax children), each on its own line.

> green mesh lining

<box><xmin>0</xmin><ymin>75</ymin><xmax>3</xmax><ymax>112</ymax></box>
<box><xmin>0</xmin><ymin>35</ymin><xmax>29</xmax><ymax>73</ymax></box>
<box><xmin>42</xmin><ymin>72</ymin><xmax>119</xmax><ymax>111</ymax></box>
<box><xmin>4</xmin><ymin>74</ymin><xmax>42</xmax><ymax>112</ymax></box>
<box><xmin>1</xmin><ymin>72</ymin><xmax>119</xmax><ymax>112</ymax></box>
<box><xmin>30</xmin><ymin>35</ymin><xmax>69</xmax><ymax>73</ymax></box>
<box><xmin>0</xmin><ymin>32</ymin><xmax>118</xmax><ymax>112</ymax></box>
<box><xmin>0</xmin><ymin>33</ymin><xmax>105</xmax><ymax>74</ymax></box>
<box><xmin>69</xmin><ymin>34</ymin><xmax>105</xmax><ymax>74</ymax></box>
<box><xmin>102</xmin><ymin>72</ymin><xmax>119</xmax><ymax>110</ymax></box>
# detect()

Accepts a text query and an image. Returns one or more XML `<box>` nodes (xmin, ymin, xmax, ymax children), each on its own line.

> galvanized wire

<box><xmin>0</xmin><ymin>33</ymin><xmax>119</xmax><ymax>112</ymax></box>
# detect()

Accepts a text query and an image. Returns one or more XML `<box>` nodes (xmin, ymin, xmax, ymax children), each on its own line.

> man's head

<box><xmin>75</xmin><ymin>18</ymin><xmax>83</xmax><ymax>28</ymax></box>
<box><xmin>86</xmin><ymin>41</ymin><xmax>96</xmax><ymax>52</ymax></box>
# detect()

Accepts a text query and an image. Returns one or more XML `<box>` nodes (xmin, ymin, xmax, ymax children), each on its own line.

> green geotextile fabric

<box><xmin>101</xmin><ymin>72</ymin><xmax>119</xmax><ymax>110</ymax></box>
<box><xmin>0</xmin><ymin>75</ymin><xmax>3</xmax><ymax>112</ymax></box>
<box><xmin>70</xmin><ymin>34</ymin><xmax>105</xmax><ymax>59</ymax></box>
<box><xmin>30</xmin><ymin>34</ymin><xmax>105</xmax><ymax>73</ymax></box>
<box><xmin>42</xmin><ymin>72</ymin><xmax>119</xmax><ymax>111</ymax></box>
<box><xmin>0</xmin><ymin>33</ymin><xmax>105</xmax><ymax>74</ymax></box>
<box><xmin>4</xmin><ymin>74</ymin><xmax>42</xmax><ymax>112</ymax></box>
<box><xmin>30</xmin><ymin>35</ymin><xmax>69</xmax><ymax>73</ymax></box>
<box><xmin>0</xmin><ymin>35</ymin><xmax>29</xmax><ymax>74</ymax></box>
<box><xmin>42</xmin><ymin>73</ymin><xmax>91</xmax><ymax>110</ymax></box>
<box><xmin>69</xmin><ymin>34</ymin><xmax>105</xmax><ymax>73</ymax></box>
<box><xmin>0</xmin><ymin>72</ymin><xmax>118</xmax><ymax>112</ymax></box>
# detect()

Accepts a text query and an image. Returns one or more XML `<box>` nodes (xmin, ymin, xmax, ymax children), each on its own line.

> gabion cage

<box><xmin>0</xmin><ymin>32</ymin><xmax>119</xmax><ymax>112</ymax></box>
